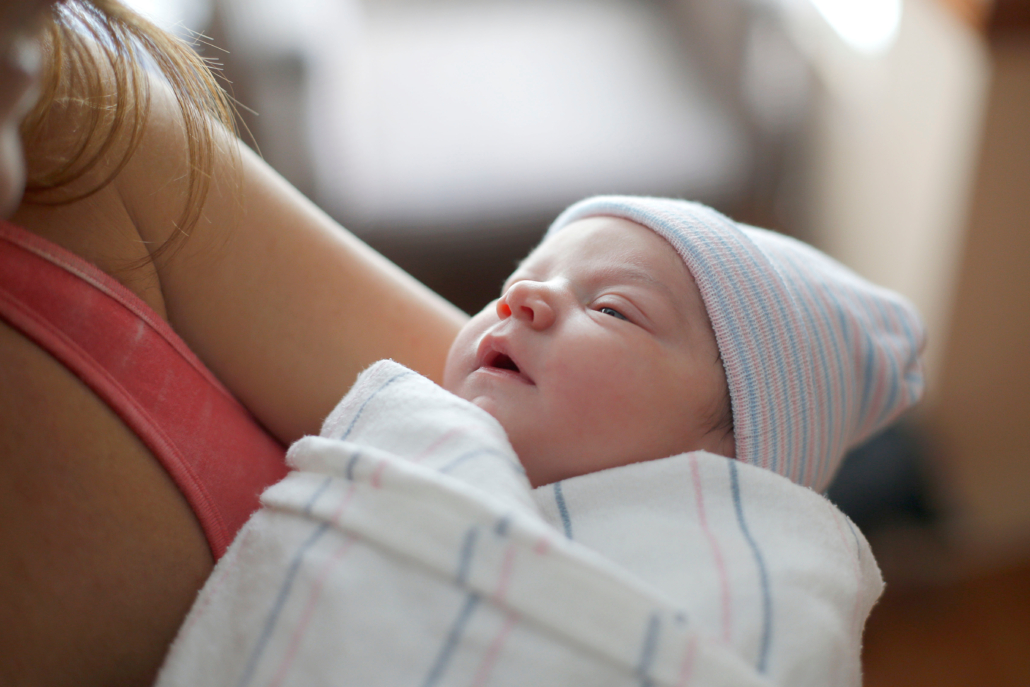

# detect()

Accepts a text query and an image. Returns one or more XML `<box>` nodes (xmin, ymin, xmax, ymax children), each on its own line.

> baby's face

<box><xmin>444</xmin><ymin>217</ymin><xmax>734</xmax><ymax>487</ymax></box>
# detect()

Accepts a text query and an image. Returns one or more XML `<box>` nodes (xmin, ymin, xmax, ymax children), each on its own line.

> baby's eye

<box><xmin>599</xmin><ymin>306</ymin><xmax>628</xmax><ymax>321</ymax></box>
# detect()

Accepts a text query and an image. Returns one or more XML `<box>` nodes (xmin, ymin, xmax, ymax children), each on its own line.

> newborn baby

<box><xmin>158</xmin><ymin>197</ymin><xmax>927</xmax><ymax>687</ymax></box>
<box><xmin>444</xmin><ymin>195</ymin><xmax>925</xmax><ymax>493</ymax></box>
<box><xmin>444</xmin><ymin>214</ymin><xmax>735</xmax><ymax>488</ymax></box>
<box><xmin>438</xmin><ymin>195</ymin><xmax>925</xmax><ymax>681</ymax></box>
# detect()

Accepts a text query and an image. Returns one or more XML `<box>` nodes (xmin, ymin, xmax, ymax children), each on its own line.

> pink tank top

<box><xmin>0</xmin><ymin>220</ymin><xmax>288</xmax><ymax>559</ymax></box>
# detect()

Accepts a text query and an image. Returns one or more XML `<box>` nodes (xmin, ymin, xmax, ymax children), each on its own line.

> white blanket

<box><xmin>532</xmin><ymin>455</ymin><xmax>882</xmax><ymax>686</ymax></box>
<box><xmin>157</xmin><ymin>361</ymin><xmax>881</xmax><ymax>687</ymax></box>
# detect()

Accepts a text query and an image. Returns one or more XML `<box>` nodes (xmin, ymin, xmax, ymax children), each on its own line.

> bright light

<box><xmin>809</xmin><ymin>0</ymin><xmax>903</xmax><ymax>55</ymax></box>
<box><xmin>120</xmin><ymin>0</ymin><xmax>211</xmax><ymax>37</ymax></box>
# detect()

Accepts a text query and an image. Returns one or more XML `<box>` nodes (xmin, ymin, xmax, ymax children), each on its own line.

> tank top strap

<box><xmin>0</xmin><ymin>220</ymin><xmax>288</xmax><ymax>559</ymax></box>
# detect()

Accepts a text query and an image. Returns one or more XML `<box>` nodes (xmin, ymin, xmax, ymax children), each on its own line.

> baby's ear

<box><xmin>706</xmin><ymin>422</ymin><xmax>736</xmax><ymax>460</ymax></box>
<box><xmin>705</xmin><ymin>386</ymin><xmax>735</xmax><ymax>459</ymax></box>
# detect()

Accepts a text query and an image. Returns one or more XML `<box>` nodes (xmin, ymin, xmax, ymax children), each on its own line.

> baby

<box><xmin>159</xmin><ymin>197</ymin><xmax>926</xmax><ymax>686</ymax></box>
<box><xmin>444</xmin><ymin>195</ymin><xmax>925</xmax><ymax>493</ymax></box>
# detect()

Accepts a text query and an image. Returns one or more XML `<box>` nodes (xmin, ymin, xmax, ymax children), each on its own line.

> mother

<box><xmin>0</xmin><ymin>1</ymin><xmax>466</xmax><ymax>684</ymax></box>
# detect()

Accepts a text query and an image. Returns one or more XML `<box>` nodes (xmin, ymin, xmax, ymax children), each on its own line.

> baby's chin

<box><xmin>446</xmin><ymin>389</ymin><xmax>592</xmax><ymax>487</ymax></box>
<box><xmin>459</xmin><ymin>392</ymin><xmax>494</xmax><ymax>414</ymax></box>
<box><xmin>503</xmin><ymin>438</ymin><xmax>579</xmax><ymax>489</ymax></box>
<box><xmin>456</xmin><ymin>396</ymin><xmax>542</xmax><ymax>484</ymax></box>
<box><xmin>462</xmin><ymin>394</ymin><xmax>514</xmax><ymax>435</ymax></box>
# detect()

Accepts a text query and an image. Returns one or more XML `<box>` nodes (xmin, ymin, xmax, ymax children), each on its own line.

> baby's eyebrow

<box><xmin>596</xmin><ymin>264</ymin><xmax>678</xmax><ymax>304</ymax></box>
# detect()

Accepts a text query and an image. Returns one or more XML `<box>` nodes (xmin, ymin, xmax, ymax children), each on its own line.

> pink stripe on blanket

<box><xmin>266</xmin><ymin>537</ymin><xmax>357</xmax><ymax>687</ymax></box>
<box><xmin>411</xmin><ymin>428</ymin><xmax>467</xmax><ymax>463</ymax></box>
<box><xmin>690</xmin><ymin>454</ymin><xmax>733</xmax><ymax>644</ymax></box>
<box><xmin>470</xmin><ymin>613</ymin><xmax>519</xmax><ymax>687</ymax></box>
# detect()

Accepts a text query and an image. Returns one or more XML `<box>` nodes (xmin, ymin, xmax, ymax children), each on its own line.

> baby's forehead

<box><xmin>524</xmin><ymin>217</ymin><xmax>680</xmax><ymax>270</ymax></box>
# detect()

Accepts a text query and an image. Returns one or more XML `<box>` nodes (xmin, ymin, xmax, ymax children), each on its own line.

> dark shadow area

<box><xmin>827</xmin><ymin>422</ymin><xmax>941</xmax><ymax>535</ymax></box>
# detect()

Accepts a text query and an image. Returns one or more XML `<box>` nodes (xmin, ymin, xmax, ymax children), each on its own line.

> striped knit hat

<box><xmin>547</xmin><ymin>196</ymin><xmax>926</xmax><ymax>492</ymax></box>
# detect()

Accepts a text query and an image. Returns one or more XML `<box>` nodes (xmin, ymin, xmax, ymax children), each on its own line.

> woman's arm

<box><xmin>2</xmin><ymin>24</ymin><xmax>465</xmax><ymax>687</ymax></box>
<box><xmin>163</xmin><ymin>141</ymin><xmax>468</xmax><ymax>443</ymax></box>
<box><xmin>22</xmin><ymin>77</ymin><xmax>468</xmax><ymax>445</ymax></box>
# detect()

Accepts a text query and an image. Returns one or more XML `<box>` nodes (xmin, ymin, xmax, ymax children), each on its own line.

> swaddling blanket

<box><xmin>157</xmin><ymin>361</ymin><xmax>880</xmax><ymax>687</ymax></box>
<box><xmin>533</xmin><ymin>455</ymin><xmax>883</xmax><ymax>686</ymax></box>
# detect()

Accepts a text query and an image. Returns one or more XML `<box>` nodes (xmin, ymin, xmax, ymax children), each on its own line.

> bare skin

<box><xmin>0</xmin><ymin>47</ymin><xmax>467</xmax><ymax>687</ymax></box>
<box><xmin>0</xmin><ymin>321</ymin><xmax>215</xmax><ymax>687</ymax></box>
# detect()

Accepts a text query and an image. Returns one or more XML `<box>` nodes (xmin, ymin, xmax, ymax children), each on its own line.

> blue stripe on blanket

<box><xmin>236</xmin><ymin>521</ymin><xmax>331</xmax><ymax>687</ymax></box>
<box><xmin>635</xmin><ymin>612</ymin><xmax>661</xmax><ymax>687</ymax></box>
<box><xmin>729</xmin><ymin>461</ymin><xmax>772</xmax><ymax>673</ymax></box>
<box><xmin>457</xmin><ymin>527</ymin><xmax>479</xmax><ymax>586</ymax></box>
<box><xmin>345</xmin><ymin>450</ymin><xmax>361</xmax><ymax>481</ymax></box>
<box><xmin>439</xmin><ymin>448</ymin><xmax>527</xmax><ymax>476</ymax></box>
<box><xmin>339</xmin><ymin>370</ymin><xmax>413</xmax><ymax>440</ymax></box>
<box><xmin>440</xmin><ymin>448</ymin><xmax>508</xmax><ymax>473</ymax></box>
<box><xmin>844</xmin><ymin>517</ymin><xmax>862</xmax><ymax>562</ymax></box>
<box><xmin>421</xmin><ymin>592</ymin><xmax>481</xmax><ymax>687</ymax></box>
<box><xmin>303</xmin><ymin>476</ymin><xmax>333</xmax><ymax>517</ymax></box>
<box><xmin>553</xmin><ymin>482</ymin><xmax>573</xmax><ymax>540</ymax></box>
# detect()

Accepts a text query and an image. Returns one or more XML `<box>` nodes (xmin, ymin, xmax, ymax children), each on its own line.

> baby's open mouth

<box><xmin>481</xmin><ymin>349</ymin><xmax>533</xmax><ymax>384</ymax></box>
<box><xmin>488</xmin><ymin>352</ymin><xmax>520</xmax><ymax>373</ymax></box>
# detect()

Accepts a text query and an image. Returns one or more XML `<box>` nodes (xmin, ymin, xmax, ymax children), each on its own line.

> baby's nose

<box><xmin>499</xmin><ymin>281</ymin><xmax>556</xmax><ymax>330</ymax></box>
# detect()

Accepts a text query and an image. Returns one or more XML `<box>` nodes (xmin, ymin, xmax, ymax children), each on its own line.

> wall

<box><xmin>797</xmin><ymin>0</ymin><xmax>991</xmax><ymax>383</ymax></box>
<box><xmin>931</xmin><ymin>28</ymin><xmax>1030</xmax><ymax>560</ymax></box>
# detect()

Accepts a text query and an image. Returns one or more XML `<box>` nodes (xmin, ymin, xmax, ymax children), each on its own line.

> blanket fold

<box><xmin>157</xmin><ymin>361</ymin><xmax>878</xmax><ymax>687</ymax></box>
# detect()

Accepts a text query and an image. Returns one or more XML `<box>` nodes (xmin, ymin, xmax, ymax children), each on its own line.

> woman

<box><xmin>0</xmin><ymin>1</ymin><xmax>466</xmax><ymax>684</ymax></box>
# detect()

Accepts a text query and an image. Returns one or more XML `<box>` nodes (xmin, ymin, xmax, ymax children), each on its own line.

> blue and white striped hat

<box><xmin>547</xmin><ymin>196</ymin><xmax>926</xmax><ymax>492</ymax></box>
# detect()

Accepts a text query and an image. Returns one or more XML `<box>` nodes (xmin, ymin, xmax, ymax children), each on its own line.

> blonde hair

<box><xmin>20</xmin><ymin>0</ymin><xmax>238</xmax><ymax>259</ymax></box>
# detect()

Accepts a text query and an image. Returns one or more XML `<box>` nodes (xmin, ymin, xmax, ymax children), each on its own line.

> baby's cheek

<box><xmin>441</xmin><ymin>358</ymin><xmax>460</xmax><ymax>394</ymax></box>
<box><xmin>441</xmin><ymin>334</ymin><xmax>474</xmax><ymax>393</ymax></box>
<box><xmin>468</xmin><ymin>395</ymin><xmax>494</xmax><ymax>414</ymax></box>
<box><xmin>443</xmin><ymin>306</ymin><xmax>500</xmax><ymax>393</ymax></box>
<box><xmin>564</xmin><ymin>357</ymin><xmax>641</xmax><ymax>409</ymax></box>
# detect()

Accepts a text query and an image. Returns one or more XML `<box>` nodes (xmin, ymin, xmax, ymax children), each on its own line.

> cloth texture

<box><xmin>548</xmin><ymin>196</ymin><xmax>926</xmax><ymax>492</ymax></box>
<box><xmin>158</xmin><ymin>361</ymin><xmax>879</xmax><ymax>687</ymax></box>
<box><xmin>533</xmin><ymin>457</ymin><xmax>881</xmax><ymax>686</ymax></box>
<box><xmin>0</xmin><ymin>220</ymin><xmax>287</xmax><ymax>559</ymax></box>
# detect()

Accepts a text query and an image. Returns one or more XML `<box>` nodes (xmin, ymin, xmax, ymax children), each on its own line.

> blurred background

<box><xmin>125</xmin><ymin>0</ymin><xmax>1029</xmax><ymax>682</ymax></box>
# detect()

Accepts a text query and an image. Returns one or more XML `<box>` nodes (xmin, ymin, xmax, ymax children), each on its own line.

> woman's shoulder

<box><xmin>15</xmin><ymin>62</ymin><xmax>466</xmax><ymax>445</ymax></box>
<box><xmin>11</xmin><ymin>53</ymin><xmax>185</xmax><ymax>315</ymax></box>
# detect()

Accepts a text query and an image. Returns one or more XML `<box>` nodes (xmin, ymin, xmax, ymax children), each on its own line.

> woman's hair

<box><xmin>20</xmin><ymin>0</ymin><xmax>238</xmax><ymax>259</ymax></box>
